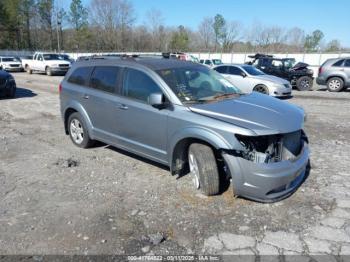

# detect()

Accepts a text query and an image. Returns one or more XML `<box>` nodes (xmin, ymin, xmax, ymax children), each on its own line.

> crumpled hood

<box><xmin>189</xmin><ymin>93</ymin><xmax>304</xmax><ymax>135</ymax></box>
<box><xmin>290</xmin><ymin>62</ymin><xmax>309</xmax><ymax>71</ymax></box>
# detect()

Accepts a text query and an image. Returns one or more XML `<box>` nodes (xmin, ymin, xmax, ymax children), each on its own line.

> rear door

<box><xmin>116</xmin><ymin>67</ymin><xmax>169</xmax><ymax>163</ymax></box>
<box><xmin>344</xmin><ymin>59</ymin><xmax>350</xmax><ymax>84</ymax></box>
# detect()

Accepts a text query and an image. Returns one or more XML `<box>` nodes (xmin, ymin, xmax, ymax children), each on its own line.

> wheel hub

<box><xmin>189</xmin><ymin>153</ymin><xmax>200</xmax><ymax>189</ymax></box>
<box><xmin>70</xmin><ymin>119</ymin><xmax>84</xmax><ymax>144</ymax></box>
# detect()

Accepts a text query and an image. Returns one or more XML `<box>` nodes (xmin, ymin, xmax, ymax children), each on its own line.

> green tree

<box><xmin>213</xmin><ymin>14</ymin><xmax>226</xmax><ymax>51</ymax></box>
<box><xmin>326</xmin><ymin>39</ymin><xmax>341</xmax><ymax>52</ymax></box>
<box><xmin>170</xmin><ymin>25</ymin><xmax>189</xmax><ymax>51</ymax></box>
<box><xmin>68</xmin><ymin>0</ymin><xmax>89</xmax><ymax>49</ymax></box>
<box><xmin>37</xmin><ymin>0</ymin><xmax>54</xmax><ymax>49</ymax></box>
<box><xmin>304</xmin><ymin>30</ymin><xmax>324</xmax><ymax>51</ymax></box>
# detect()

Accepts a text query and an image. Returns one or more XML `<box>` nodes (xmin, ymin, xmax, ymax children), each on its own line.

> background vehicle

<box><xmin>316</xmin><ymin>57</ymin><xmax>350</xmax><ymax>92</ymax></box>
<box><xmin>247</xmin><ymin>54</ymin><xmax>314</xmax><ymax>91</ymax></box>
<box><xmin>60</xmin><ymin>57</ymin><xmax>308</xmax><ymax>202</ymax></box>
<box><xmin>0</xmin><ymin>56</ymin><xmax>23</xmax><ymax>72</ymax></box>
<box><xmin>200</xmin><ymin>59</ymin><xmax>223</xmax><ymax>67</ymax></box>
<box><xmin>213</xmin><ymin>64</ymin><xmax>292</xmax><ymax>97</ymax></box>
<box><xmin>58</xmin><ymin>54</ymin><xmax>75</xmax><ymax>64</ymax></box>
<box><xmin>0</xmin><ymin>69</ymin><xmax>16</xmax><ymax>98</ymax></box>
<box><xmin>21</xmin><ymin>52</ymin><xmax>71</xmax><ymax>76</ymax></box>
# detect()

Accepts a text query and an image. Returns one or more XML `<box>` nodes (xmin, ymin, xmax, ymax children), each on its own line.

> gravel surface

<box><xmin>1</xmin><ymin>72</ymin><xmax>350</xmax><ymax>259</ymax></box>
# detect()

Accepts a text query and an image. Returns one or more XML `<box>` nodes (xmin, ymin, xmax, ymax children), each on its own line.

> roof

<box><xmin>74</xmin><ymin>57</ymin><xmax>202</xmax><ymax>71</ymax></box>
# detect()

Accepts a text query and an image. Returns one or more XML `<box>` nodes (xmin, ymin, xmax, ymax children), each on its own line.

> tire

<box><xmin>327</xmin><ymin>77</ymin><xmax>344</xmax><ymax>92</ymax></box>
<box><xmin>26</xmin><ymin>65</ymin><xmax>32</xmax><ymax>74</ymax></box>
<box><xmin>67</xmin><ymin>112</ymin><xmax>94</xmax><ymax>148</ymax></box>
<box><xmin>296</xmin><ymin>76</ymin><xmax>313</xmax><ymax>91</ymax></box>
<box><xmin>188</xmin><ymin>143</ymin><xmax>220</xmax><ymax>196</ymax></box>
<box><xmin>46</xmin><ymin>67</ymin><xmax>52</xmax><ymax>76</ymax></box>
<box><xmin>7</xmin><ymin>84</ymin><xmax>16</xmax><ymax>98</ymax></box>
<box><xmin>253</xmin><ymin>84</ymin><xmax>269</xmax><ymax>95</ymax></box>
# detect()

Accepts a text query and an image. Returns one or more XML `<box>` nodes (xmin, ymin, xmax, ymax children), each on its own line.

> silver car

<box><xmin>213</xmin><ymin>64</ymin><xmax>292</xmax><ymax>97</ymax></box>
<box><xmin>60</xmin><ymin>58</ymin><xmax>309</xmax><ymax>202</ymax></box>
<box><xmin>316</xmin><ymin>57</ymin><xmax>350</xmax><ymax>92</ymax></box>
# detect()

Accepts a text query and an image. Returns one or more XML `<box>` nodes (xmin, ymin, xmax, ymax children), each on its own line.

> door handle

<box><xmin>118</xmin><ymin>104</ymin><xmax>128</xmax><ymax>110</ymax></box>
<box><xmin>83</xmin><ymin>94</ymin><xmax>89</xmax><ymax>99</ymax></box>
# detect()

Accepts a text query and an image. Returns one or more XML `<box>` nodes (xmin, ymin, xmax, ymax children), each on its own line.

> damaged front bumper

<box><xmin>222</xmin><ymin>141</ymin><xmax>309</xmax><ymax>202</ymax></box>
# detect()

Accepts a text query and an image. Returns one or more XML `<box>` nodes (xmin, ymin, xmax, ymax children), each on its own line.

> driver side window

<box><xmin>123</xmin><ymin>68</ymin><xmax>162</xmax><ymax>103</ymax></box>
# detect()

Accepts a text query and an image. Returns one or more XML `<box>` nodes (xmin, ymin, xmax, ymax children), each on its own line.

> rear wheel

<box><xmin>68</xmin><ymin>112</ymin><xmax>94</xmax><ymax>148</ymax></box>
<box><xmin>188</xmin><ymin>143</ymin><xmax>220</xmax><ymax>196</ymax></box>
<box><xmin>25</xmin><ymin>65</ymin><xmax>32</xmax><ymax>74</ymax></box>
<box><xmin>327</xmin><ymin>77</ymin><xmax>344</xmax><ymax>92</ymax></box>
<box><xmin>296</xmin><ymin>76</ymin><xmax>313</xmax><ymax>91</ymax></box>
<box><xmin>253</xmin><ymin>84</ymin><xmax>269</xmax><ymax>95</ymax></box>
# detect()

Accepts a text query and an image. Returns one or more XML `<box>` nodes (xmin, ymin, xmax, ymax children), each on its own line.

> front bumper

<box><xmin>4</xmin><ymin>67</ymin><xmax>23</xmax><ymax>72</ymax></box>
<box><xmin>51</xmin><ymin>67</ymin><xmax>70</xmax><ymax>74</ymax></box>
<box><xmin>222</xmin><ymin>141</ymin><xmax>309</xmax><ymax>202</ymax></box>
<box><xmin>270</xmin><ymin>85</ymin><xmax>292</xmax><ymax>97</ymax></box>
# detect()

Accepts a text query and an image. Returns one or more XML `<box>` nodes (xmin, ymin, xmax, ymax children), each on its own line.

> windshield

<box><xmin>2</xmin><ymin>57</ymin><xmax>19</xmax><ymax>62</ymax></box>
<box><xmin>157</xmin><ymin>66</ymin><xmax>242</xmax><ymax>104</ymax></box>
<box><xmin>283</xmin><ymin>58</ymin><xmax>297</xmax><ymax>69</ymax></box>
<box><xmin>241</xmin><ymin>65</ymin><xmax>265</xmax><ymax>76</ymax></box>
<box><xmin>43</xmin><ymin>54</ymin><xmax>64</xmax><ymax>60</ymax></box>
<box><xmin>213</xmin><ymin>59</ymin><xmax>223</xmax><ymax>65</ymax></box>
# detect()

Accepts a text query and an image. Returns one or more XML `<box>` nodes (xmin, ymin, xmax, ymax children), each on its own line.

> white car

<box><xmin>21</xmin><ymin>52</ymin><xmax>71</xmax><ymax>76</ymax></box>
<box><xmin>213</xmin><ymin>64</ymin><xmax>292</xmax><ymax>97</ymax></box>
<box><xmin>200</xmin><ymin>59</ymin><xmax>223</xmax><ymax>68</ymax></box>
<box><xmin>0</xmin><ymin>57</ymin><xmax>23</xmax><ymax>72</ymax></box>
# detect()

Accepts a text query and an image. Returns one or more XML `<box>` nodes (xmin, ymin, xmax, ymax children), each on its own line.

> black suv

<box><xmin>0</xmin><ymin>69</ymin><xmax>16</xmax><ymax>98</ymax></box>
<box><xmin>247</xmin><ymin>54</ymin><xmax>314</xmax><ymax>91</ymax></box>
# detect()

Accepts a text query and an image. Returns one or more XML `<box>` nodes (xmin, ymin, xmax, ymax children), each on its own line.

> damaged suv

<box><xmin>60</xmin><ymin>57</ymin><xmax>309</xmax><ymax>202</ymax></box>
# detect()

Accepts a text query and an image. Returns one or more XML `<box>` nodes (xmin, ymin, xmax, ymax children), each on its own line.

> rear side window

<box><xmin>332</xmin><ymin>59</ymin><xmax>344</xmax><ymax>67</ymax></box>
<box><xmin>123</xmin><ymin>68</ymin><xmax>161</xmax><ymax>103</ymax></box>
<box><xmin>344</xmin><ymin>60</ymin><xmax>350</xmax><ymax>67</ymax></box>
<box><xmin>214</xmin><ymin>66</ymin><xmax>228</xmax><ymax>74</ymax></box>
<box><xmin>228</xmin><ymin>66</ymin><xmax>243</xmax><ymax>75</ymax></box>
<box><xmin>68</xmin><ymin>67</ymin><xmax>93</xmax><ymax>86</ymax></box>
<box><xmin>90</xmin><ymin>66</ymin><xmax>120</xmax><ymax>93</ymax></box>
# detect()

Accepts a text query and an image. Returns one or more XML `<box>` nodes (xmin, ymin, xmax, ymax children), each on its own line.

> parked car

<box><xmin>60</xmin><ymin>58</ymin><xmax>309</xmax><ymax>202</ymax></box>
<box><xmin>21</xmin><ymin>52</ymin><xmax>71</xmax><ymax>76</ymax></box>
<box><xmin>0</xmin><ymin>69</ymin><xmax>16</xmax><ymax>98</ymax></box>
<box><xmin>247</xmin><ymin>54</ymin><xmax>314</xmax><ymax>91</ymax></box>
<box><xmin>162</xmin><ymin>52</ymin><xmax>199</xmax><ymax>63</ymax></box>
<box><xmin>213</xmin><ymin>64</ymin><xmax>292</xmax><ymax>97</ymax></box>
<box><xmin>200</xmin><ymin>59</ymin><xmax>223</xmax><ymax>67</ymax></box>
<box><xmin>316</xmin><ymin>57</ymin><xmax>350</xmax><ymax>92</ymax></box>
<box><xmin>0</xmin><ymin>56</ymin><xmax>23</xmax><ymax>72</ymax></box>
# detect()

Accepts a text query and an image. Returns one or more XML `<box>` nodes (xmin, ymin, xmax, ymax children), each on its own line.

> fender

<box><xmin>63</xmin><ymin>100</ymin><xmax>95</xmax><ymax>139</ymax></box>
<box><xmin>168</xmin><ymin>126</ymin><xmax>235</xmax><ymax>165</ymax></box>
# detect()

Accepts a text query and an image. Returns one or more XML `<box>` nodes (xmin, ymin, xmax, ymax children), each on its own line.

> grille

<box><xmin>10</xmin><ymin>64</ymin><xmax>20</xmax><ymax>67</ymax></box>
<box><xmin>59</xmin><ymin>64</ymin><xmax>69</xmax><ymax>67</ymax></box>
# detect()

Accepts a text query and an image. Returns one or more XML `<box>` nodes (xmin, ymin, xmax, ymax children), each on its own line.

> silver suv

<box><xmin>59</xmin><ymin>57</ymin><xmax>309</xmax><ymax>202</ymax></box>
<box><xmin>316</xmin><ymin>57</ymin><xmax>350</xmax><ymax>92</ymax></box>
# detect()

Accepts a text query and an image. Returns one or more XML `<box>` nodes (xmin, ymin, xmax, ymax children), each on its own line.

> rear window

<box><xmin>90</xmin><ymin>66</ymin><xmax>120</xmax><ymax>93</ymax></box>
<box><xmin>68</xmin><ymin>67</ymin><xmax>93</xmax><ymax>86</ymax></box>
<box><xmin>332</xmin><ymin>59</ymin><xmax>344</xmax><ymax>67</ymax></box>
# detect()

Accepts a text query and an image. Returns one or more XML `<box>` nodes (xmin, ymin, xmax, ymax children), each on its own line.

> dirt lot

<box><xmin>1</xmin><ymin>72</ymin><xmax>350</xmax><ymax>259</ymax></box>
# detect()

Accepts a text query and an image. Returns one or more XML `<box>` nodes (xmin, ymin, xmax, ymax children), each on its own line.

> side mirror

<box><xmin>240</xmin><ymin>72</ymin><xmax>247</xmax><ymax>78</ymax></box>
<box><xmin>149</xmin><ymin>93</ymin><xmax>165</xmax><ymax>109</ymax></box>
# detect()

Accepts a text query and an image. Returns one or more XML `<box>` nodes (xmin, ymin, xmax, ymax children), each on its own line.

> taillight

<box><xmin>59</xmin><ymin>83</ymin><xmax>62</xmax><ymax>93</ymax></box>
<box><xmin>318</xmin><ymin>67</ymin><xmax>323</xmax><ymax>75</ymax></box>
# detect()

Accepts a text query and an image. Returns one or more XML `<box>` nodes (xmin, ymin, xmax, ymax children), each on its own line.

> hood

<box><xmin>251</xmin><ymin>74</ymin><xmax>290</xmax><ymax>85</ymax></box>
<box><xmin>189</xmin><ymin>93</ymin><xmax>304</xmax><ymax>135</ymax></box>
<box><xmin>2</xmin><ymin>61</ymin><xmax>21</xmax><ymax>65</ymax></box>
<box><xmin>291</xmin><ymin>62</ymin><xmax>309</xmax><ymax>71</ymax></box>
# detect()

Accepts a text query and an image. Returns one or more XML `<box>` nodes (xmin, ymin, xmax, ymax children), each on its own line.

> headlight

<box><xmin>51</xmin><ymin>64</ymin><xmax>59</xmax><ymax>67</ymax></box>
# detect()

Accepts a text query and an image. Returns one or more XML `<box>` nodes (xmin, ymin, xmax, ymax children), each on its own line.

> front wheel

<box><xmin>296</xmin><ymin>76</ymin><xmax>313</xmax><ymax>91</ymax></box>
<box><xmin>68</xmin><ymin>112</ymin><xmax>94</xmax><ymax>148</ymax></box>
<box><xmin>188</xmin><ymin>143</ymin><xmax>220</xmax><ymax>196</ymax></box>
<box><xmin>46</xmin><ymin>67</ymin><xmax>52</xmax><ymax>76</ymax></box>
<box><xmin>253</xmin><ymin>84</ymin><xmax>269</xmax><ymax>95</ymax></box>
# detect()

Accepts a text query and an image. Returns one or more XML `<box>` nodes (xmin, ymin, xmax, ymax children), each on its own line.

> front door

<box><xmin>116</xmin><ymin>68</ymin><xmax>169</xmax><ymax>163</ymax></box>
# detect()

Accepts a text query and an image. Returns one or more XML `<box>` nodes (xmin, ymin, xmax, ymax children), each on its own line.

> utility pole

<box><xmin>56</xmin><ymin>12</ymin><xmax>61</xmax><ymax>52</ymax></box>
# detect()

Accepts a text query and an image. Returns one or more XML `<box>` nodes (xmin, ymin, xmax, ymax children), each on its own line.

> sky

<box><xmin>60</xmin><ymin>0</ymin><xmax>350</xmax><ymax>47</ymax></box>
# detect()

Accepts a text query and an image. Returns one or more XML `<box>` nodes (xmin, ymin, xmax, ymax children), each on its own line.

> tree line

<box><xmin>0</xmin><ymin>0</ymin><xmax>347</xmax><ymax>53</ymax></box>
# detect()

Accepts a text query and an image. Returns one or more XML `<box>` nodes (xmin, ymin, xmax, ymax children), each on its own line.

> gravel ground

<box><xmin>0</xmin><ymin>72</ymin><xmax>350</xmax><ymax>259</ymax></box>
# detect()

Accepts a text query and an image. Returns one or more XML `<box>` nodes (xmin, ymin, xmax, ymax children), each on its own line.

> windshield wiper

<box><xmin>213</xmin><ymin>93</ymin><xmax>239</xmax><ymax>100</ymax></box>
